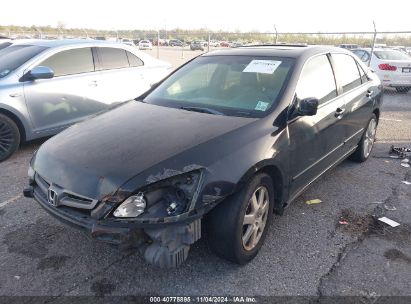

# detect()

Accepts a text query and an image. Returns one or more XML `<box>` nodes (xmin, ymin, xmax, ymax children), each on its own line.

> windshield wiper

<box><xmin>180</xmin><ymin>106</ymin><xmax>224</xmax><ymax>116</ymax></box>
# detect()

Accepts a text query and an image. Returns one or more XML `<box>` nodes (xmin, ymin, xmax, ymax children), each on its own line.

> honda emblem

<box><xmin>47</xmin><ymin>188</ymin><xmax>58</xmax><ymax>206</ymax></box>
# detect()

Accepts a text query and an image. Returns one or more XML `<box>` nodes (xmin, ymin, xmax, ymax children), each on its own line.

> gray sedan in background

<box><xmin>0</xmin><ymin>39</ymin><xmax>172</xmax><ymax>161</ymax></box>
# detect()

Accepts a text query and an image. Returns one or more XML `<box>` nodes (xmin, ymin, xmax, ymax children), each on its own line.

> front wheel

<box><xmin>0</xmin><ymin>114</ymin><xmax>21</xmax><ymax>162</ymax></box>
<box><xmin>350</xmin><ymin>114</ymin><xmax>377</xmax><ymax>162</ymax></box>
<box><xmin>206</xmin><ymin>173</ymin><xmax>274</xmax><ymax>264</ymax></box>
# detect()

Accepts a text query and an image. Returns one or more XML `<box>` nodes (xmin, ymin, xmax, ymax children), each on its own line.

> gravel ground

<box><xmin>0</xmin><ymin>52</ymin><xmax>410</xmax><ymax>302</ymax></box>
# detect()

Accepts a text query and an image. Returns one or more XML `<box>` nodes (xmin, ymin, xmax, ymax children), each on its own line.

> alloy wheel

<box><xmin>242</xmin><ymin>186</ymin><xmax>270</xmax><ymax>251</ymax></box>
<box><xmin>363</xmin><ymin>118</ymin><xmax>377</xmax><ymax>158</ymax></box>
<box><xmin>0</xmin><ymin>121</ymin><xmax>14</xmax><ymax>158</ymax></box>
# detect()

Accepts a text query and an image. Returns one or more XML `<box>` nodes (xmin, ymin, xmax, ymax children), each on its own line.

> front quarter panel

<box><xmin>0</xmin><ymin>79</ymin><xmax>34</xmax><ymax>140</ymax></box>
<box><xmin>115</xmin><ymin>117</ymin><xmax>290</xmax><ymax>215</ymax></box>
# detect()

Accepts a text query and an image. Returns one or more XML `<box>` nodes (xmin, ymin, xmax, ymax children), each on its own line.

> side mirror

<box><xmin>298</xmin><ymin>97</ymin><xmax>319</xmax><ymax>116</ymax></box>
<box><xmin>23</xmin><ymin>66</ymin><xmax>54</xmax><ymax>81</ymax></box>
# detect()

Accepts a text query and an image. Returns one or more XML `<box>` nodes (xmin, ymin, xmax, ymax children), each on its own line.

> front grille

<box><xmin>34</xmin><ymin>173</ymin><xmax>99</xmax><ymax>211</ymax></box>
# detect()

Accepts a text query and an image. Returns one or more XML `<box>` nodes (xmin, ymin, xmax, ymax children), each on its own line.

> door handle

<box><xmin>88</xmin><ymin>80</ymin><xmax>98</xmax><ymax>87</ymax></box>
<box><xmin>335</xmin><ymin>107</ymin><xmax>345</xmax><ymax>118</ymax></box>
<box><xmin>366</xmin><ymin>90</ymin><xmax>373</xmax><ymax>98</ymax></box>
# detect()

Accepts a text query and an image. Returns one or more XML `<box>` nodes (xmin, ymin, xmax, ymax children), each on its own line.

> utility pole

<box><xmin>369</xmin><ymin>21</ymin><xmax>377</xmax><ymax>67</ymax></box>
<box><xmin>157</xmin><ymin>30</ymin><xmax>160</xmax><ymax>59</ymax></box>
<box><xmin>274</xmin><ymin>25</ymin><xmax>278</xmax><ymax>44</ymax></box>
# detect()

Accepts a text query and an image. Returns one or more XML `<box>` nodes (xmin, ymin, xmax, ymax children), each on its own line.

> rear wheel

<box><xmin>395</xmin><ymin>87</ymin><xmax>410</xmax><ymax>93</ymax></box>
<box><xmin>350</xmin><ymin>114</ymin><xmax>377</xmax><ymax>162</ymax></box>
<box><xmin>0</xmin><ymin>114</ymin><xmax>20</xmax><ymax>162</ymax></box>
<box><xmin>206</xmin><ymin>173</ymin><xmax>274</xmax><ymax>264</ymax></box>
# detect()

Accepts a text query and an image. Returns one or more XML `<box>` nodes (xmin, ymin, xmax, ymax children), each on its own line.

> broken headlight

<box><xmin>113</xmin><ymin>170</ymin><xmax>202</xmax><ymax>218</ymax></box>
<box><xmin>113</xmin><ymin>193</ymin><xmax>146</xmax><ymax>217</ymax></box>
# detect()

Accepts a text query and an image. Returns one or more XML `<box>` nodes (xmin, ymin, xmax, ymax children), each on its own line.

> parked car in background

<box><xmin>153</xmin><ymin>39</ymin><xmax>168</xmax><ymax>46</ymax></box>
<box><xmin>190</xmin><ymin>41</ymin><xmax>204</xmax><ymax>51</ymax></box>
<box><xmin>220</xmin><ymin>41</ymin><xmax>230</xmax><ymax>47</ymax></box>
<box><xmin>0</xmin><ymin>39</ymin><xmax>172</xmax><ymax>161</ymax></box>
<box><xmin>209</xmin><ymin>40</ymin><xmax>220</xmax><ymax>47</ymax></box>
<box><xmin>339</xmin><ymin>44</ymin><xmax>359</xmax><ymax>50</ymax></box>
<box><xmin>0</xmin><ymin>37</ymin><xmax>12</xmax><ymax>50</ymax></box>
<box><xmin>391</xmin><ymin>46</ymin><xmax>408</xmax><ymax>54</ymax></box>
<box><xmin>138</xmin><ymin>40</ymin><xmax>152</xmax><ymax>50</ymax></box>
<box><xmin>352</xmin><ymin>48</ymin><xmax>411</xmax><ymax>92</ymax></box>
<box><xmin>230</xmin><ymin>41</ymin><xmax>244</xmax><ymax>48</ymax></box>
<box><xmin>0</xmin><ymin>41</ymin><xmax>12</xmax><ymax>50</ymax></box>
<box><xmin>25</xmin><ymin>45</ymin><xmax>382</xmax><ymax>268</ymax></box>
<box><xmin>121</xmin><ymin>40</ymin><xmax>136</xmax><ymax>47</ymax></box>
<box><xmin>169</xmin><ymin>39</ymin><xmax>184</xmax><ymax>47</ymax></box>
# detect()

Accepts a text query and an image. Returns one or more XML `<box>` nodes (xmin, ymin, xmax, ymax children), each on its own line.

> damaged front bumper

<box><xmin>24</xmin><ymin>171</ymin><xmax>213</xmax><ymax>268</ymax></box>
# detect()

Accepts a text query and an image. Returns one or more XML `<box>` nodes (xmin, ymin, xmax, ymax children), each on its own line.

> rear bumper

<box><xmin>381</xmin><ymin>76</ymin><xmax>411</xmax><ymax>87</ymax></box>
<box><xmin>384</xmin><ymin>83</ymin><xmax>411</xmax><ymax>88</ymax></box>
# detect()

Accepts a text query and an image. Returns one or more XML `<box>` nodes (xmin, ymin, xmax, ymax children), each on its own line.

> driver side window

<box><xmin>296</xmin><ymin>55</ymin><xmax>337</xmax><ymax>105</ymax></box>
<box><xmin>39</xmin><ymin>48</ymin><xmax>94</xmax><ymax>77</ymax></box>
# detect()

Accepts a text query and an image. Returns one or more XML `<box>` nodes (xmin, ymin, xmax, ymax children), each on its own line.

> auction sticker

<box><xmin>255</xmin><ymin>101</ymin><xmax>269</xmax><ymax>111</ymax></box>
<box><xmin>243</xmin><ymin>60</ymin><xmax>282</xmax><ymax>74</ymax></box>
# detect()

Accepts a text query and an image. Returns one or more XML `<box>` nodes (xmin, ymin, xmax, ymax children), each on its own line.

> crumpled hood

<box><xmin>32</xmin><ymin>101</ymin><xmax>256</xmax><ymax>200</ymax></box>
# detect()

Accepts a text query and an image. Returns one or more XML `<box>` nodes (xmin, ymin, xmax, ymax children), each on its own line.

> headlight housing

<box><xmin>113</xmin><ymin>193</ymin><xmax>146</xmax><ymax>218</ymax></box>
<box><xmin>113</xmin><ymin>170</ymin><xmax>202</xmax><ymax>218</ymax></box>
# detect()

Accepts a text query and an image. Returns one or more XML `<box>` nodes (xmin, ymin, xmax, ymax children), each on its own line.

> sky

<box><xmin>2</xmin><ymin>0</ymin><xmax>411</xmax><ymax>33</ymax></box>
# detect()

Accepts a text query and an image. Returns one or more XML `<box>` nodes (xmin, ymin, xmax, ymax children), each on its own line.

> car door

<box><xmin>94</xmin><ymin>47</ymin><xmax>150</xmax><ymax>103</ymax></box>
<box><xmin>23</xmin><ymin>47</ymin><xmax>104</xmax><ymax>132</ymax></box>
<box><xmin>330</xmin><ymin>53</ymin><xmax>374</xmax><ymax>151</ymax></box>
<box><xmin>288</xmin><ymin>54</ymin><xmax>347</xmax><ymax>195</ymax></box>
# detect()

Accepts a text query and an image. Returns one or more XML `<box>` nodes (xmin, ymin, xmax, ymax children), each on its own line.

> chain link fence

<box><xmin>2</xmin><ymin>28</ymin><xmax>411</xmax><ymax>68</ymax></box>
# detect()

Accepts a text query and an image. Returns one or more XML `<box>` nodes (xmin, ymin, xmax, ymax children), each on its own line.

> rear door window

<box><xmin>296</xmin><ymin>55</ymin><xmax>337</xmax><ymax>104</ymax></box>
<box><xmin>357</xmin><ymin>63</ymin><xmax>368</xmax><ymax>84</ymax></box>
<box><xmin>97</xmin><ymin>47</ymin><xmax>129</xmax><ymax>70</ymax></box>
<box><xmin>39</xmin><ymin>47</ymin><xmax>94</xmax><ymax>77</ymax></box>
<box><xmin>332</xmin><ymin>54</ymin><xmax>362</xmax><ymax>93</ymax></box>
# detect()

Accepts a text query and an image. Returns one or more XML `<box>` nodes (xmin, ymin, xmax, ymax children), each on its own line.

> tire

<box><xmin>395</xmin><ymin>87</ymin><xmax>410</xmax><ymax>93</ymax></box>
<box><xmin>206</xmin><ymin>173</ymin><xmax>274</xmax><ymax>264</ymax></box>
<box><xmin>350</xmin><ymin>114</ymin><xmax>377</xmax><ymax>162</ymax></box>
<box><xmin>0</xmin><ymin>114</ymin><xmax>20</xmax><ymax>162</ymax></box>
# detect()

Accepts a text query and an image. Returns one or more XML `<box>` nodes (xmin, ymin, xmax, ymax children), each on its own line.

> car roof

<box><xmin>203</xmin><ymin>45</ymin><xmax>351</xmax><ymax>58</ymax></box>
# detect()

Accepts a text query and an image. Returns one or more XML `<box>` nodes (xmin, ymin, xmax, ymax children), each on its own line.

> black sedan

<box><xmin>25</xmin><ymin>45</ymin><xmax>382</xmax><ymax>268</ymax></box>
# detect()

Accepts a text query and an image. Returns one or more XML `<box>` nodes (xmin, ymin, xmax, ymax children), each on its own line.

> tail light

<box><xmin>378</xmin><ymin>63</ymin><xmax>397</xmax><ymax>71</ymax></box>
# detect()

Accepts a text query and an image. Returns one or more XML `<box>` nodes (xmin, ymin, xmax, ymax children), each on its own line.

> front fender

<box><xmin>0</xmin><ymin>102</ymin><xmax>33</xmax><ymax>141</ymax></box>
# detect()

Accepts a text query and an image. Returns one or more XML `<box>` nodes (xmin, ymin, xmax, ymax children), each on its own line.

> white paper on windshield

<box><xmin>243</xmin><ymin>60</ymin><xmax>282</xmax><ymax>74</ymax></box>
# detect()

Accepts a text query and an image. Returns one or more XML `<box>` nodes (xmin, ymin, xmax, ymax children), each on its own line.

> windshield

<box><xmin>0</xmin><ymin>45</ymin><xmax>47</xmax><ymax>78</ymax></box>
<box><xmin>144</xmin><ymin>55</ymin><xmax>294</xmax><ymax>117</ymax></box>
<box><xmin>374</xmin><ymin>50</ymin><xmax>410</xmax><ymax>60</ymax></box>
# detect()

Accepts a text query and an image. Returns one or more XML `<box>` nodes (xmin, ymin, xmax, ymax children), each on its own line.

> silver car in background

<box><xmin>0</xmin><ymin>39</ymin><xmax>172</xmax><ymax>161</ymax></box>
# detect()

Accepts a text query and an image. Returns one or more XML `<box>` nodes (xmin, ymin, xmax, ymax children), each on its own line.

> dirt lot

<box><xmin>0</xmin><ymin>48</ymin><xmax>410</xmax><ymax>301</ymax></box>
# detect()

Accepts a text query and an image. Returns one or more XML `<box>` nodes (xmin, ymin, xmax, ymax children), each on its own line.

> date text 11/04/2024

<box><xmin>149</xmin><ymin>296</ymin><xmax>257</xmax><ymax>303</ymax></box>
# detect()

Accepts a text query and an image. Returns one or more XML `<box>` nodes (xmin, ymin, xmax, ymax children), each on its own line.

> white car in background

<box><xmin>139</xmin><ymin>40</ymin><xmax>152</xmax><ymax>50</ymax></box>
<box><xmin>208</xmin><ymin>41</ymin><xmax>220</xmax><ymax>47</ymax></box>
<box><xmin>352</xmin><ymin>48</ymin><xmax>411</xmax><ymax>92</ymax></box>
